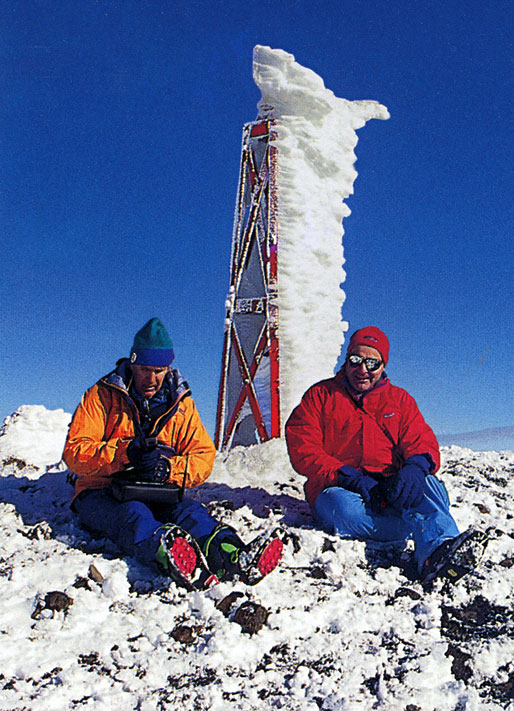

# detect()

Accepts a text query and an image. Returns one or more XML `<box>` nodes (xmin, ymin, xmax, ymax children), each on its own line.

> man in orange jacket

<box><xmin>286</xmin><ymin>326</ymin><xmax>487</xmax><ymax>584</ymax></box>
<box><xmin>64</xmin><ymin>318</ymin><xmax>283</xmax><ymax>590</ymax></box>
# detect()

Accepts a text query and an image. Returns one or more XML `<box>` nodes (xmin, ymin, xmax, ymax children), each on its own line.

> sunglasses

<box><xmin>347</xmin><ymin>354</ymin><xmax>383</xmax><ymax>372</ymax></box>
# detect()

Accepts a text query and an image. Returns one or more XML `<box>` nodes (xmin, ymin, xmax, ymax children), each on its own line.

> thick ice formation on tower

<box><xmin>252</xmin><ymin>45</ymin><xmax>389</xmax><ymax>422</ymax></box>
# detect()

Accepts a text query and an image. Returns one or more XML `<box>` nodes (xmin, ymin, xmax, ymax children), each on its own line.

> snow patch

<box><xmin>0</xmin><ymin>405</ymin><xmax>70</xmax><ymax>471</ymax></box>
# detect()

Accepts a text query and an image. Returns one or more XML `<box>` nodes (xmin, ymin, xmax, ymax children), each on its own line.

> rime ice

<box><xmin>252</xmin><ymin>45</ymin><xmax>389</xmax><ymax>421</ymax></box>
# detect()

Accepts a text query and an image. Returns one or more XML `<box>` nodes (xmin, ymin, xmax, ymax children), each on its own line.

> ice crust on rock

<box><xmin>252</xmin><ymin>45</ymin><xmax>389</xmax><ymax>421</ymax></box>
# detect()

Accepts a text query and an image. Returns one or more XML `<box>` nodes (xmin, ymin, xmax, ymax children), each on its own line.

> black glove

<box><xmin>127</xmin><ymin>438</ymin><xmax>176</xmax><ymax>483</ymax></box>
<box><xmin>383</xmin><ymin>455</ymin><xmax>430</xmax><ymax>510</ymax></box>
<box><xmin>338</xmin><ymin>465</ymin><xmax>383</xmax><ymax>508</ymax></box>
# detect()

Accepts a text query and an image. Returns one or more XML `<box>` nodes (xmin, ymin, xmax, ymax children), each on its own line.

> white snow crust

<box><xmin>252</xmin><ymin>46</ymin><xmax>389</xmax><ymax>422</ymax></box>
<box><xmin>1</xmin><ymin>405</ymin><xmax>514</xmax><ymax>710</ymax></box>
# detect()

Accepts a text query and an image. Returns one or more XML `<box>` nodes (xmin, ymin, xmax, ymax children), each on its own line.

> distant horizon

<box><xmin>437</xmin><ymin>424</ymin><xmax>513</xmax><ymax>452</ymax></box>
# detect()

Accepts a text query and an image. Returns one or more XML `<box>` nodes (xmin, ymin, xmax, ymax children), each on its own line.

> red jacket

<box><xmin>285</xmin><ymin>373</ymin><xmax>440</xmax><ymax>508</ymax></box>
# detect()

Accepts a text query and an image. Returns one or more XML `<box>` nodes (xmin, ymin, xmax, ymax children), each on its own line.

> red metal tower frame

<box><xmin>215</xmin><ymin>119</ymin><xmax>280</xmax><ymax>451</ymax></box>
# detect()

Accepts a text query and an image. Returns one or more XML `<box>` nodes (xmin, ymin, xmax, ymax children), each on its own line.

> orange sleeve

<box><xmin>165</xmin><ymin>397</ymin><xmax>216</xmax><ymax>489</ymax></box>
<box><xmin>62</xmin><ymin>385</ymin><xmax>132</xmax><ymax>480</ymax></box>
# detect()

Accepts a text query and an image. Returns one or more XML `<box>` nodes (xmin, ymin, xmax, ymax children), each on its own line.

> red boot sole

<box><xmin>257</xmin><ymin>537</ymin><xmax>284</xmax><ymax>577</ymax></box>
<box><xmin>170</xmin><ymin>537</ymin><xmax>197</xmax><ymax>578</ymax></box>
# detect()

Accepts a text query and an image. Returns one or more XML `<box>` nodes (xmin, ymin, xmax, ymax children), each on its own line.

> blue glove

<box><xmin>338</xmin><ymin>465</ymin><xmax>381</xmax><ymax>506</ymax></box>
<box><xmin>127</xmin><ymin>438</ymin><xmax>176</xmax><ymax>482</ymax></box>
<box><xmin>383</xmin><ymin>455</ymin><xmax>430</xmax><ymax>510</ymax></box>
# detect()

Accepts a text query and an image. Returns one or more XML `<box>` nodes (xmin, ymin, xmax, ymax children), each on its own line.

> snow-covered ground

<box><xmin>1</xmin><ymin>405</ymin><xmax>514</xmax><ymax>711</ymax></box>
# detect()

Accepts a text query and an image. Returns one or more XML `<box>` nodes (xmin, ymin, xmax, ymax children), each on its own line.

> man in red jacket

<box><xmin>286</xmin><ymin>326</ymin><xmax>487</xmax><ymax>584</ymax></box>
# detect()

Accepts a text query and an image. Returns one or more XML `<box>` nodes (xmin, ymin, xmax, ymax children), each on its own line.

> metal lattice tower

<box><xmin>215</xmin><ymin>119</ymin><xmax>280</xmax><ymax>451</ymax></box>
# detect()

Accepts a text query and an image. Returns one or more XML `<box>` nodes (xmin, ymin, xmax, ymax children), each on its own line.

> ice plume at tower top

<box><xmin>252</xmin><ymin>45</ymin><xmax>389</xmax><ymax>424</ymax></box>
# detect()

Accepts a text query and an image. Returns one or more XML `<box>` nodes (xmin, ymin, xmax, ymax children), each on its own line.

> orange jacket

<box><xmin>63</xmin><ymin>363</ymin><xmax>216</xmax><ymax>498</ymax></box>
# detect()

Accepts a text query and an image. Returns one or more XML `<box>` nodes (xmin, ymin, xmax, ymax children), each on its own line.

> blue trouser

<box><xmin>312</xmin><ymin>475</ymin><xmax>460</xmax><ymax>574</ymax></box>
<box><xmin>74</xmin><ymin>489</ymin><xmax>219</xmax><ymax>568</ymax></box>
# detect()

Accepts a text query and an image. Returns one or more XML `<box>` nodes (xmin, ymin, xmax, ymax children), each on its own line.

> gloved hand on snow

<box><xmin>383</xmin><ymin>455</ymin><xmax>430</xmax><ymax>510</ymax></box>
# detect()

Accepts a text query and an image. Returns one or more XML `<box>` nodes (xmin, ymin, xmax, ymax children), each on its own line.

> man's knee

<box><xmin>118</xmin><ymin>500</ymin><xmax>151</xmax><ymax>523</ymax></box>
<box><xmin>313</xmin><ymin>486</ymin><xmax>366</xmax><ymax>534</ymax></box>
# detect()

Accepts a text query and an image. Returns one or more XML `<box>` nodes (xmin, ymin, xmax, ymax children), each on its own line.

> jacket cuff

<box><xmin>403</xmin><ymin>453</ymin><xmax>433</xmax><ymax>475</ymax></box>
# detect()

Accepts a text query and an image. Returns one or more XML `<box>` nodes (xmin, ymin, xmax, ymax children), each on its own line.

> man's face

<box><xmin>344</xmin><ymin>345</ymin><xmax>385</xmax><ymax>393</ymax></box>
<box><xmin>130</xmin><ymin>364</ymin><xmax>168</xmax><ymax>398</ymax></box>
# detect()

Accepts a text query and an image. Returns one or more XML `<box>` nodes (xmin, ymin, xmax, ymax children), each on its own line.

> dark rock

<box><xmin>309</xmin><ymin>566</ymin><xmax>327</xmax><ymax>580</ymax></box>
<box><xmin>23</xmin><ymin>523</ymin><xmax>51</xmax><ymax>540</ymax></box>
<box><xmin>481</xmin><ymin>666</ymin><xmax>514</xmax><ymax>703</ymax></box>
<box><xmin>363</xmin><ymin>672</ymin><xmax>380</xmax><ymax>695</ymax></box>
<box><xmin>499</xmin><ymin>557</ymin><xmax>514</xmax><ymax>568</ymax></box>
<box><xmin>321</xmin><ymin>538</ymin><xmax>336</xmax><ymax>553</ymax></box>
<box><xmin>216</xmin><ymin>591</ymin><xmax>245</xmax><ymax>617</ymax></box>
<box><xmin>232</xmin><ymin>601</ymin><xmax>269</xmax><ymax>635</ymax></box>
<box><xmin>78</xmin><ymin>652</ymin><xmax>100</xmax><ymax>667</ymax></box>
<box><xmin>441</xmin><ymin>595</ymin><xmax>514</xmax><ymax>642</ymax></box>
<box><xmin>256</xmin><ymin>643</ymin><xmax>290</xmax><ymax>672</ymax></box>
<box><xmin>283</xmin><ymin>531</ymin><xmax>301</xmax><ymax>554</ymax></box>
<box><xmin>491</xmin><ymin>670</ymin><xmax>514</xmax><ymax>699</ymax></box>
<box><xmin>474</xmin><ymin>503</ymin><xmax>490</xmax><ymax>514</ymax></box>
<box><xmin>446</xmin><ymin>643</ymin><xmax>473</xmax><ymax>681</ymax></box>
<box><xmin>170</xmin><ymin>624</ymin><xmax>198</xmax><ymax>644</ymax></box>
<box><xmin>3</xmin><ymin>456</ymin><xmax>27</xmax><ymax>470</ymax></box>
<box><xmin>387</xmin><ymin>587</ymin><xmax>422</xmax><ymax>604</ymax></box>
<box><xmin>88</xmin><ymin>563</ymin><xmax>104</xmax><ymax>583</ymax></box>
<box><xmin>73</xmin><ymin>576</ymin><xmax>91</xmax><ymax>590</ymax></box>
<box><xmin>45</xmin><ymin>591</ymin><xmax>73</xmax><ymax>613</ymax></box>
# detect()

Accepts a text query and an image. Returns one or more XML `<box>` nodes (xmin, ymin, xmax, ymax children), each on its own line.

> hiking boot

<box><xmin>239</xmin><ymin>528</ymin><xmax>285</xmax><ymax>585</ymax></box>
<box><xmin>420</xmin><ymin>528</ymin><xmax>489</xmax><ymax>584</ymax></box>
<box><xmin>202</xmin><ymin>525</ymin><xmax>285</xmax><ymax>585</ymax></box>
<box><xmin>156</xmin><ymin>524</ymin><xmax>219</xmax><ymax>591</ymax></box>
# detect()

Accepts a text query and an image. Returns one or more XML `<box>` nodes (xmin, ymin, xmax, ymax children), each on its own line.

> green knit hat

<box><xmin>130</xmin><ymin>318</ymin><xmax>175</xmax><ymax>366</ymax></box>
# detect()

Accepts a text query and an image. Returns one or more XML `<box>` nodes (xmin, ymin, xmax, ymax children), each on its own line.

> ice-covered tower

<box><xmin>215</xmin><ymin>46</ymin><xmax>389</xmax><ymax>451</ymax></box>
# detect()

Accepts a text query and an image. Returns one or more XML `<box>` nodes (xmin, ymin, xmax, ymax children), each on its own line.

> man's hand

<box><xmin>127</xmin><ymin>438</ymin><xmax>176</xmax><ymax>482</ymax></box>
<box><xmin>383</xmin><ymin>455</ymin><xmax>430</xmax><ymax>510</ymax></box>
<box><xmin>338</xmin><ymin>465</ymin><xmax>382</xmax><ymax>507</ymax></box>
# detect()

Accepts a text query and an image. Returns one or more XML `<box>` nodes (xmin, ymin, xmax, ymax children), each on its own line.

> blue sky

<box><xmin>2</xmin><ymin>0</ymin><xmax>513</xmax><ymax>440</ymax></box>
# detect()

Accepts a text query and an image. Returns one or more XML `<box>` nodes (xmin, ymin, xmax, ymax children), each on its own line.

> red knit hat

<box><xmin>347</xmin><ymin>326</ymin><xmax>389</xmax><ymax>364</ymax></box>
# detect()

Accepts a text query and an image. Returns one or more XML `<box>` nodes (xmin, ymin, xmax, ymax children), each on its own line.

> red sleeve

<box><xmin>397</xmin><ymin>391</ymin><xmax>441</xmax><ymax>472</ymax></box>
<box><xmin>285</xmin><ymin>384</ymin><xmax>342</xmax><ymax>489</ymax></box>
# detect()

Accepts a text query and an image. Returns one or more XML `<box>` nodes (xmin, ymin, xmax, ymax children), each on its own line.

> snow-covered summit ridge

<box><xmin>0</xmin><ymin>405</ymin><xmax>70</xmax><ymax>471</ymax></box>
<box><xmin>251</xmin><ymin>46</ymin><xmax>389</xmax><ymax>423</ymax></box>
